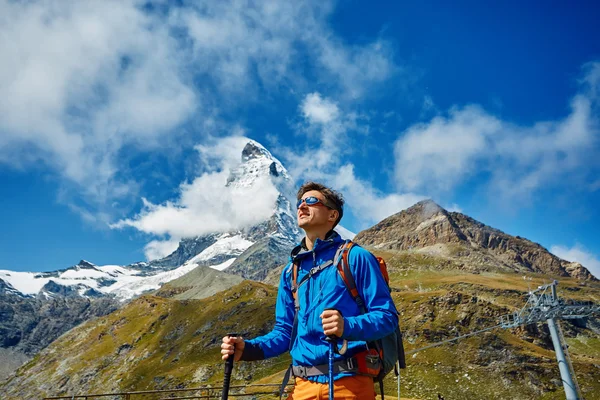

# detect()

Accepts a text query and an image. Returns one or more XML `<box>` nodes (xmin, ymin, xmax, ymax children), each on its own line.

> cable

<box><xmin>406</xmin><ymin>324</ymin><xmax>503</xmax><ymax>355</ymax></box>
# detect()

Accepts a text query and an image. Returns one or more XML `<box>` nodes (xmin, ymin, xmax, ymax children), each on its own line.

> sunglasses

<box><xmin>296</xmin><ymin>196</ymin><xmax>332</xmax><ymax>209</ymax></box>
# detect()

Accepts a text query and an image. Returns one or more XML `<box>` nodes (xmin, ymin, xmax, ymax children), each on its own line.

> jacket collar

<box><xmin>290</xmin><ymin>230</ymin><xmax>342</xmax><ymax>261</ymax></box>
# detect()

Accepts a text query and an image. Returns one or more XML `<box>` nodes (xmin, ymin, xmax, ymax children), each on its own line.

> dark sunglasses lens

<box><xmin>305</xmin><ymin>196</ymin><xmax>319</xmax><ymax>205</ymax></box>
<box><xmin>296</xmin><ymin>196</ymin><xmax>321</xmax><ymax>208</ymax></box>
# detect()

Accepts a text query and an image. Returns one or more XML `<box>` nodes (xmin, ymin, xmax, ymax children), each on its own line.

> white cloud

<box><xmin>287</xmin><ymin>92</ymin><xmax>366</xmax><ymax>177</ymax></box>
<box><xmin>177</xmin><ymin>1</ymin><xmax>300</xmax><ymax>94</ymax></box>
<box><xmin>301</xmin><ymin>93</ymin><xmax>340</xmax><ymax>124</ymax></box>
<box><xmin>112</xmin><ymin>138</ymin><xmax>280</xmax><ymax>257</ymax></box>
<box><xmin>394</xmin><ymin>62</ymin><xmax>600</xmax><ymax>202</ymax></box>
<box><xmin>331</xmin><ymin>164</ymin><xmax>425</xmax><ymax>224</ymax></box>
<box><xmin>551</xmin><ymin>244</ymin><xmax>600</xmax><ymax>279</ymax></box>
<box><xmin>0</xmin><ymin>0</ymin><xmax>196</xmax><ymax>208</ymax></box>
<box><xmin>445</xmin><ymin>203</ymin><xmax>463</xmax><ymax>213</ymax></box>
<box><xmin>420</xmin><ymin>95</ymin><xmax>437</xmax><ymax>117</ymax></box>
<box><xmin>194</xmin><ymin>135</ymin><xmax>252</xmax><ymax>174</ymax></box>
<box><xmin>144</xmin><ymin>238</ymin><xmax>181</xmax><ymax>261</ymax></box>
<box><xmin>175</xmin><ymin>1</ymin><xmax>395</xmax><ymax>99</ymax></box>
<box><xmin>274</xmin><ymin>93</ymin><xmax>424</xmax><ymax>226</ymax></box>
<box><xmin>0</xmin><ymin>0</ymin><xmax>398</xmax><ymax>224</ymax></box>
<box><xmin>316</xmin><ymin>39</ymin><xmax>396</xmax><ymax>100</ymax></box>
<box><xmin>394</xmin><ymin>105</ymin><xmax>500</xmax><ymax>192</ymax></box>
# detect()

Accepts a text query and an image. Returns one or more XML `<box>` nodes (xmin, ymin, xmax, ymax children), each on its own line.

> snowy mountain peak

<box><xmin>241</xmin><ymin>140</ymin><xmax>272</xmax><ymax>162</ymax></box>
<box><xmin>227</xmin><ymin>140</ymin><xmax>293</xmax><ymax>193</ymax></box>
<box><xmin>0</xmin><ymin>278</ymin><xmax>25</xmax><ymax>297</ymax></box>
<box><xmin>77</xmin><ymin>260</ymin><xmax>97</xmax><ymax>269</ymax></box>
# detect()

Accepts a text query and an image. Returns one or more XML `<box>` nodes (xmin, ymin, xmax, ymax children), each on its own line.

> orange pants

<box><xmin>289</xmin><ymin>375</ymin><xmax>376</xmax><ymax>400</ymax></box>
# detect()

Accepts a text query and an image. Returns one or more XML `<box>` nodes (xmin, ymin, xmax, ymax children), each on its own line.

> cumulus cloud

<box><xmin>194</xmin><ymin>135</ymin><xmax>255</xmax><ymax>173</ymax></box>
<box><xmin>0</xmin><ymin>0</ymin><xmax>196</xmax><ymax>204</ymax></box>
<box><xmin>301</xmin><ymin>93</ymin><xmax>340</xmax><ymax>124</ymax></box>
<box><xmin>317</xmin><ymin>39</ymin><xmax>396</xmax><ymax>100</ymax></box>
<box><xmin>394</xmin><ymin>62</ymin><xmax>600</xmax><ymax>203</ymax></box>
<box><xmin>285</xmin><ymin>92</ymin><xmax>365</xmax><ymax>177</ymax></box>
<box><xmin>174</xmin><ymin>1</ymin><xmax>396</xmax><ymax>99</ymax></box>
<box><xmin>275</xmin><ymin>92</ymin><xmax>425</xmax><ymax>226</ymax></box>
<box><xmin>551</xmin><ymin>243</ymin><xmax>600</xmax><ymax>279</ymax></box>
<box><xmin>112</xmin><ymin>138</ymin><xmax>280</xmax><ymax>259</ymax></box>
<box><xmin>144</xmin><ymin>238</ymin><xmax>181</xmax><ymax>261</ymax></box>
<box><xmin>0</xmin><ymin>0</ymin><xmax>398</xmax><ymax>224</ymax></box>
<box><xmin>331</xmin><ymin>164</ymin><xmax>425</xmax><ymax>224</ymax></box>
<box><xmin>395</xmin><ymin>105</ymin><xmax>500</xmax><ymax>192</ymax></box>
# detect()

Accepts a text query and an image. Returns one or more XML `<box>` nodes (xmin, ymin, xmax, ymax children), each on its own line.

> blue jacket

<box><xmin>242</xmin><ymin>231</ymin><xmax>399</xmax><ymax>383</ymax></box>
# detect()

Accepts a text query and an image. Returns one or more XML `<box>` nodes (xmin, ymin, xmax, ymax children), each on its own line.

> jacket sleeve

<box><xmin>341</xmin><ymin>247</ymin><xmax>399</xmax><ymax>342</ymax></box>
<box><xmin>241</xmin><ymin>263</ymin><xmax>295</xmax><ymax>360</ymax></box>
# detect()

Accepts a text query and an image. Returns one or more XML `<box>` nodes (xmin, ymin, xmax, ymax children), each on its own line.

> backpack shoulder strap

<box><xmin>335</xmin><ymin>241</ymin><xmax>367</xmax><ymax>313</ymax></box>
<box><xmin>291</xmin><ymin>261</ymin><xmax>299</xmax><ymax>307</ymax></box>
<box><xmin>281</xmin><ymin>261</ymin><xmax>300</xmax><ymax>399</ymax></box>
<box><xmin>289</xmin><ymin>260</ymin><xmax>301</xmax><ymax>349</ymax></box>
<box><xmin>292</xmin><ymin>258</ymin><xmax>334</xmax><ymax>309</ymax></box>
<box><xmin>289</xmin><ymin>255</ymin><xmax>335</xmax><ymax>348</ymax></box>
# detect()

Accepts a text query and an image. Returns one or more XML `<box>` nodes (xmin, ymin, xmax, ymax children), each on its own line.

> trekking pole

<box><xmin>325</xmin><ymin>335</ymin><xmax>336</xmax><ymax>400</ymax></box>
<box><xmin>324</xmin><ymin>307</ymin><xmax>345</xmax><ymax>400</ymax></box>
<box><xmin>222</xmin><ymin>333</ymin><xmax>238</xmax><ymax>400</ymax></box>
<box><xmin>397</xmin><ymin>361</ymin><xmax>400</xmax><ymax>400</ymax></box>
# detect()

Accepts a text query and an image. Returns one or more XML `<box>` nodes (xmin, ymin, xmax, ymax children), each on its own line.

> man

<box><xmin>221</xmin><ymin>182</ymin><xmax>398</xmax><ymax>399</ymax></box>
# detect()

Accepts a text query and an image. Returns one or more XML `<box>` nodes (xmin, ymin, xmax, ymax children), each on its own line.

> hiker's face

<box><xmin>297</xmin><ymin>190</ymin><xmax>337</xmax><ymax>231</ymax></box>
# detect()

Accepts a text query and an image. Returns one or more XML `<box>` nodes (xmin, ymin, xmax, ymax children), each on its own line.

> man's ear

<box><xmin>328</xmin><ymin>210</ymin><xmax>339</xmax><ymax>223</ymax></box>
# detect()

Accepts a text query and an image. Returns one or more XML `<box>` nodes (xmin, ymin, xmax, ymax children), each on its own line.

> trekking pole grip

<box><xmin>222</xmin><ymin>333</ymin><xmax>239</xmax><ymax>400</ymax></box>
<box><xmin>324</xmin><ymin>309</ymin><xmax>347</xmax><ymax>355</ymax></box>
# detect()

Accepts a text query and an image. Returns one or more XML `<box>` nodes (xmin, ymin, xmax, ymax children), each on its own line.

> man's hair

<box><xmin>297</xmin><ymin>181</ymin><xmax>344</xmax><ymax>228</ymax></box>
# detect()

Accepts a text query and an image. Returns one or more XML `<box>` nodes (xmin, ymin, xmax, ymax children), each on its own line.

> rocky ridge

<box><xmin>0</xmin><ymin>279</ymin><xmax>119</xmax><ymax>381</ymax></box>
<box><xmin>355</xmin><ymin>200</ymin><xmax>596</xmax><ymax>281</ymax></box>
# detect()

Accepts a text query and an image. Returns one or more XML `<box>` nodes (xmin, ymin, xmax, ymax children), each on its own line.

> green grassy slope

<box><xmin>379</xmin><ymin>249</ymin><xmax>600</xmax><ymax>400</ymax></box>
<box><xmin>2</xmin><ymin>249</ymin><xmax>599</xmax><ymax>400</ymax></box>
<box><xmin>1</xmin><ymin>281</ymin><xmax>289</xmax><ymax>399</ymax></box>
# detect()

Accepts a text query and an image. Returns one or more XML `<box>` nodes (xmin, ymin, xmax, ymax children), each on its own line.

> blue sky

<box><xmin>1</xmin><ymin>0</ymin><xmax>599</xmax><ymax>278</ymax></box>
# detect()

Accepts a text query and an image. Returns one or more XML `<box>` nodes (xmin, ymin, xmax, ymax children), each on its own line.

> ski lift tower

<box><xmin>499</xmin><ymin>280</ymin><xmax>600</xmax><ymax>400</ymax></box>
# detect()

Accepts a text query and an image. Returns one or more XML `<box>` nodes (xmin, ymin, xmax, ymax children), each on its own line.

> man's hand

<box><xmin>320</xmin><ymin>309</ymin><xmax>344</xmax><ymax>337</ymax></box>
<box><xmin>221</xmin><ymin>335</ymin><xmax>245</xmax><ymax>361</ymax></box>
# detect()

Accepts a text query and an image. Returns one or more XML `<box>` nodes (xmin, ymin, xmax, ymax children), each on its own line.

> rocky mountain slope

<box><xmin>154</xmin><ymin>265</ymin><xmax>244</xmax><ymax>300</ymax></box>
<box><xmin>0</xmin><ymin>280</ymin><xmax>119</xmax><ymax>382</ymax></box>
<box><xmin>2</xmin><ymin>201</ymin><xmax>599</xmax><ymax>400</ymax></box>
<box><xmin>355</xmin><ymin>200</ymin><xmax>596</xmax><ymax>281</ymax></box>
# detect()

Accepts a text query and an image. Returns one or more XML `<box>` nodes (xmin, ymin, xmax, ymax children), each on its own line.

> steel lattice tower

<box><xmin>499</xmin><ymin>280</ymin><xmax>600</xmax><ymax>400</ymax></box>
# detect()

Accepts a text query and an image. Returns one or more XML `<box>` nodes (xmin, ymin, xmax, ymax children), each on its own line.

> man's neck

<box><xmin>303</xmin><ymin>229</ymin><xmax>332</xmax><ymax>250</ymax></box>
